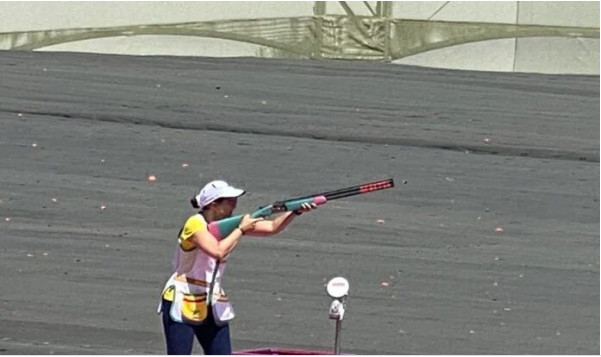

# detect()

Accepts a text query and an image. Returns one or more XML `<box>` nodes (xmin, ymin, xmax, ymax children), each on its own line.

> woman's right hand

<box><xmin>238</xmin><ymin>214</ymin><xmax>263</xmax><ymax>234</ymax></box>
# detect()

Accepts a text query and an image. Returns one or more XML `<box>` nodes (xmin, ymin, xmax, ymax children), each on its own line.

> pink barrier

<box><xmin>234</xmin><ymin>347</ymin><xmax>335</xmax><ymax>355</ymax></box>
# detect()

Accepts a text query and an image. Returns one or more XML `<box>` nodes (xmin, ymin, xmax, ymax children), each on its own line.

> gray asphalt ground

<box><xmin>0</xmin><ymin>51</ymin><xmax>598</xmax><ymax>355</ymax></box>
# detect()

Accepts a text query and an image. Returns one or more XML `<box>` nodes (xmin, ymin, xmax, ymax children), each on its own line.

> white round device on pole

<box><xmin>326</xmin><ymin>277</ymin><xmax>350</xmax><ymax>299</ymax></box>
<box><xmin>326</xmin><ymin>277</ymin><xmax>349</xmax><ymax>354</ymax></box>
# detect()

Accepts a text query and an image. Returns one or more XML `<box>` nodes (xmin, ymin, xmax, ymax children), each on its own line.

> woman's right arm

<box><xmin>191</xmin><ymin>214</ymin><xmax>262</xmax><ymax>260</ymax></box>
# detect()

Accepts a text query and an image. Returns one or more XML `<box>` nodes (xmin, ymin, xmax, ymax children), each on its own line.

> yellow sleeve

<box><xmin>178</xmin><ymin>215</ymin><xmax>206</xmax><ymax>251</ymax></box>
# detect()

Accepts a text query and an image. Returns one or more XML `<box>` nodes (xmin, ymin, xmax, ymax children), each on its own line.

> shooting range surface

<box><xmin>0</xmin><ymin>51</ymin><xmax>598</xmax><ymax>354</ymax></box>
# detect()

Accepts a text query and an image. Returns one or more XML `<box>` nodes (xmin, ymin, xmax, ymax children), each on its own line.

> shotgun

<box><xmin>207</xmin><ymin>178</ymin><xmax>395</xmax><ymax>239</ymax></box>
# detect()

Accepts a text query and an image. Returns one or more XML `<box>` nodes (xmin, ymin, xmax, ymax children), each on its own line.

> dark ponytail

<box><xmin>190</xmin><ymin>197</ymin><xmax>200</xmax><ymax>209</ymax></box>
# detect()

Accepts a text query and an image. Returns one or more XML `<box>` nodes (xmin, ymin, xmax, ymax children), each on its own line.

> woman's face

<box><xmin>213</xmin><ymin>197</ymin><xmax>238</xmax><ymax>219</ymax></box>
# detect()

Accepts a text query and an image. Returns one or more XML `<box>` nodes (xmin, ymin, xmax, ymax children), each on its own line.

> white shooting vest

<box><xmin>158</xmin><ymin>213</ymin><xmax>235</xmax><ymax>325</ymax></box>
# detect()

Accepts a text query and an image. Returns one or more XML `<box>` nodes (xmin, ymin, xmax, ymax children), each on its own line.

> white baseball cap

<box><xmin>194</xmin><ymin>180</ymin><xmax>245</xmax><ymax>209</ymax></box>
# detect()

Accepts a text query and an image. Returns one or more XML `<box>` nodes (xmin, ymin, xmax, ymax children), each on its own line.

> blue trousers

<box><xmin>161</xmin><ymin>299</ymin><xmax>232</xmax><ymax>355</ymax></box>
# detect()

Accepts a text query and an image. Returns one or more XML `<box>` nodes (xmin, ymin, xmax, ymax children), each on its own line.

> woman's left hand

<box><xmin>294</xmin><ymin>202</ymin><xmax>317</xmax><ymax>215</ymax></box>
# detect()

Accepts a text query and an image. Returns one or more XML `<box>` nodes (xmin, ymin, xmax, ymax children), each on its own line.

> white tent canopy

<box><xmin>0</xmin><ymin>1</ymin><xmax>598</xmax><ymax>74</ymax></box>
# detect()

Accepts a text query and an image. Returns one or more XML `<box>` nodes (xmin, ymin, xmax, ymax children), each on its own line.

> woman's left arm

<box><xmin>247</xmin><ymin>203</ymin><xmax>316</xmax><ymax>236</ymax></box>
